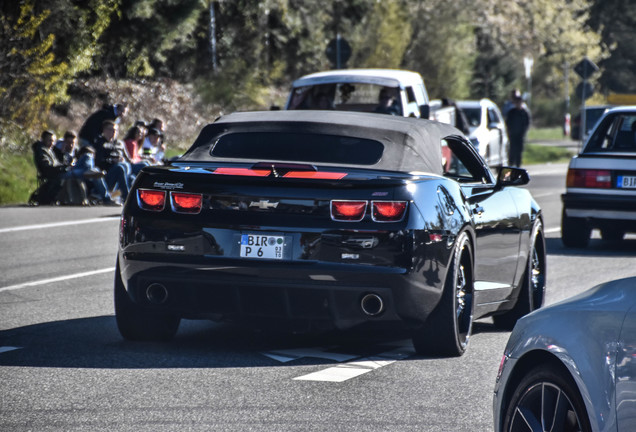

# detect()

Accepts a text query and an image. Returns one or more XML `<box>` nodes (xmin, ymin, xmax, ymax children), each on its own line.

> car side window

<box><xmin>441</xmin><ymin>137</ymin><xmax>492</xmax><ymax>183</ymax></box>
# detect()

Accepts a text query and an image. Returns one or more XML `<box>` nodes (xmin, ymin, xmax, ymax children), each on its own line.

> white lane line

<box><xmin>0</xmin><ymin>216</ymin><xmax>119</xmax><ymax>234</ymax></box>
<box><xmin>0</xmin><ymin>267</ymin><xmax>115</xmax><ymax>293</ymax></box>
<box><xmin>293</xmin><ymin>342</ymin><xmax>414</xmax><ymax>382</ymax></box>
<box><xmin>0</xmin><ymin>346</ymin><xmax>21</xmax><ymax>354</ymax></box>
<box><xmin>545</xmin><ymin>227</ymin><xmax>561</xmax><ymax>234</ymax></box>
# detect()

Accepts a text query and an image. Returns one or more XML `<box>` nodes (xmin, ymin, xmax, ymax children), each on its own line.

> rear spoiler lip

<box><xmin>140</xmin><ymin>162</ymin><xmax>439</xmax><ymax>183</ymax></box>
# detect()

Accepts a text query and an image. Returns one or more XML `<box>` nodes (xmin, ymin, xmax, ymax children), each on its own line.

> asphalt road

<box><xmin>1</xmin><ymin>162</ymin><xmax>635</xmax><ymax>431</ymax></box>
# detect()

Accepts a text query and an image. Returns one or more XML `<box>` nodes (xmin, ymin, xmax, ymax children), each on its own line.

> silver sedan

<box><xmin>494</xmin><ymin>276</ymin><xmax>636</xmax><ymax>431</ymax></box>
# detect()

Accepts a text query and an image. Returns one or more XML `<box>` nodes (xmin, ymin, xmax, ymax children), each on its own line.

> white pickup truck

<box><xmin>284</xmin><ymin>69</ymin><xmax>455</xmax><ymax>124</ymax></box>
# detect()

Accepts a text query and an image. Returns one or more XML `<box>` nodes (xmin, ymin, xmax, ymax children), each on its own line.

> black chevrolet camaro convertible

<box><xmin>115</xmin><ymin>110</ymin><xmax>546</xmax><ymax>356</ymax></box>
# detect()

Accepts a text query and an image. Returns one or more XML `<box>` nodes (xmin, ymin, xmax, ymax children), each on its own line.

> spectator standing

<box><xmin>502</xmin><ymin>89</ymin><xmax>523</xmax><ymax>118</ymax></box>
<box><xmin>78</xmin><ymin>103</ymin><xmax>128</xmax><ymax>147</ymax></box>
<box><xmin>93</xmin><ymin>120</ymin><xmax>131</xmax><ymax>202</ymax></box>
<box><xmin>506</xmin><ymin>95</ymin><xmax>531</xmax><ymax>167</ymax></box>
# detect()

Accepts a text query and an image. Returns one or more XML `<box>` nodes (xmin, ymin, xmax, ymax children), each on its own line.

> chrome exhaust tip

<box><xmin>361</xmin><ymin>293</ymin><xmax>384</xmax><ymax>316</ymax></box>
<box><xmin>146</xmin><ymin>283</ymin><xmax>168</xmax><ymax>305</ymax></box>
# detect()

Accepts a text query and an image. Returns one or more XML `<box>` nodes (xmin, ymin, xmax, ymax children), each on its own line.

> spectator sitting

<box><xmin>123</xmin><ymin>125</ymin><xmax>150</xmax><ymax>175</ymax></box>
<box><xmin>31</xmin><ymin>130</ymin><xmax>102</xmax><ymax>204</ymax></box>
<box><xmin>374</xmin><ymin>88</ymin><xmax>401</xmax><ymax>115</ymax></box>
<box><xmin>93</xmin><ymin>120</ymin><xmax>131</xmax><ymax>202</ymax></box>
<box><xmin>75</xmin><ymin>146</ymin><xmax>117</xmax><ymax>205</ymax></box>
<box><xmin>78</xmin><ymin>102</ymin><xmax>128</xmax><ymax>147</ymax></box>
<box><xmin>141</xmin><ymin>128</ymin><xmax>165</xmax><ymax>164</ymax></box>
<box><xmin>53</xmin><ymin>130</ymin><xmax>78</xmax><ymax>166</ymax></box>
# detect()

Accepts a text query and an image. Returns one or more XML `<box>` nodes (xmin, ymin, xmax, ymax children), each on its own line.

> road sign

<box><xmin>576</xmin><ymin>82</ymin><xmax>594</xmax><ymax>100</ymax></box>
<box><xmin>574</xmin><ymin>57</ymin><xmax>599</xmax><ymax>80</ymax></box>
<box><xmin>326</xmin><ymin>36</ymin><xmax>351</xmax><ymax>69</ymax></box>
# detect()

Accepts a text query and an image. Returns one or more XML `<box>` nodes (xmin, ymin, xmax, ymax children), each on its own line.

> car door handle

<box><xmin>472</xmin><ymin>205</ymin><xmax>484</xmax><ymax>215</ymax></box>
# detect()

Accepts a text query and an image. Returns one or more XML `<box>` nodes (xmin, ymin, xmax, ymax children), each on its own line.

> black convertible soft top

<box><xmin>181</xmin><ymin>110</ymin><xmax>465</xmax><ymax>175</ymax></box>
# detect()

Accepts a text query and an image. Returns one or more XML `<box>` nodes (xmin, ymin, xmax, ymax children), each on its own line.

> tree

<box><xmin>0</xmin><ymin>0</ymin><xmax>118</xmax><ymax>134</ymax></box>
<box><xmin>403</xmin><ymin>0</ymin><xmax>475</xmax><ymax>99</ymax></box>
<box><xmin>588</xmin><ymin>0</ymin><xmax>636</xmax><ymax>94</ymax></box>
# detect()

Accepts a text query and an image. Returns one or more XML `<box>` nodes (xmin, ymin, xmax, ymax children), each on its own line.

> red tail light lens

<box><xmin>566</xmin><ymin>169</ymin><xmax>612</xmax><ymax>188</ymax></box>
<box><xmin>331</xmin><ymin>200</ymin><xmax>367</xmax><ymax>221</ymax></box>
<box><xmin>171</xmin><ymin>192</ymin><xmax>202</xmax><ymax>214</ymax></box>
<box><xmin>137</xmin><ymin>189</ymin><xmax>166</xmax><ymax>211</ymax></box>
<box><xmin>371</xmin><ymin>201</ymin><xmax>407</xmax><ymax>222</ymax></box>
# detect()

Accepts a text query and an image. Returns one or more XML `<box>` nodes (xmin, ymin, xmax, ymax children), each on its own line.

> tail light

<box><xmin>171</xmin><ymin>192</ymin><xmax>202</xmax><ymax>214</ymax></box>
<box><xmin>372</xmin><ymin>201</ymin><xmax>407</xmax><ymax>222</ymax></box>
<box><xmin>137</xmin><ymin>189</ymin><xmax>166</xmax><ymax>211</ymax></box>
<box><xmin>566</xmin><ymin>169</ymin><xmax>612</xmax><ymax>188</ymax></box>
<box><xmin>331</xmin><ymin>200</ymin><xmax>367</xmax><ymax>221</ymax></box>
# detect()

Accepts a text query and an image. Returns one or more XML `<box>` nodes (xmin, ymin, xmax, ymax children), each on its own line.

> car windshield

<box><xmin>288</xmin><ymin>83</ymin><xmax>402</xmax><ymax>115</ymax></box>
<box><xmin>211</xmin><ymin>132</ymin><xmax>384</xmax><ymax>165</ymax></box>
<box><xmin>585</xmin><ymin>113</ymin><xmax>636</xmax><ymax>152</ymax></box>
<box><xmin>460</xmin><ymin>107</ymin><xmax>481</xmax><ymax>128</ymax></box>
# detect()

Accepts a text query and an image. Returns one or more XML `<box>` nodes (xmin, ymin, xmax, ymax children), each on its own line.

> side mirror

<box><xmin>497</xmin><ymin>166</ymin><xmax>530</xmax><ymax>187</ymax></box>
<box><xmin>419</xmin><ymin>104</ymin><xmax>430</xmax><ymax>119</ymax></box>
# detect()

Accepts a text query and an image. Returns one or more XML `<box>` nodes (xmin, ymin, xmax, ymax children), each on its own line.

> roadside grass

<box><xmin>0</xmin><ymin>128</ymin><xmax>574</xmax><ymax>206</ymax></box>
<box><xmin>527</xmin><ymin>126</ymin><xmax>564</xmax><ymax>141</ymax></box>
<box><xmin>523</xmin><ymin>143</ymin><xmax>573</xmax><ymax>165</ymax></box>
<box><xmin>0</xmin><ymin>151</ymin><xmax>37</xmax><ymax>205</ymax></box>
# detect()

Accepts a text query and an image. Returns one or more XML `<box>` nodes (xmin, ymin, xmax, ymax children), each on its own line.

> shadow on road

<box><xmin>0</xmin><ymin>314</ymin><xmax>506</xmax><ymax>368</ymax></box>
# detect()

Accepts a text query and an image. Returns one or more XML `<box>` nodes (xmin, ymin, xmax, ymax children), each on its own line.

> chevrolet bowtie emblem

<box><xmin>249</xmin><ymin>200</ymin><xmax>279</xmax><ymax>209</ymax></box>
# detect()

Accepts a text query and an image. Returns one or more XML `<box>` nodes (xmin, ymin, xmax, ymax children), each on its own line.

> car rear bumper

<box><xmin>118</xmin><ymin>251</ymin><xmax>449</xmax><ymax>331</ymax></box>
<box><xmin>562</xmin><ymin>192</ymin><xmax>636</xmax><ymax>225</ymax></box>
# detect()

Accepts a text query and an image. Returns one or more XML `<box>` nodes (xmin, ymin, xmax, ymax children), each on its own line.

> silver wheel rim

<box><xmin>510</xmin><ymin>382</ymin><xmax>583</xmax><ymax>432</ymax></box>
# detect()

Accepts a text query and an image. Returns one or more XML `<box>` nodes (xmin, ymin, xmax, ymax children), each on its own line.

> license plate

<box><xmin>240</xmin><ymin>234</ymin><xmax>285</xmax><ymax>259</ymax></box>
<box><xmin>617</xmin><ymin>175</ymin><xmax>636</xmax><ymax>188</ymax></box>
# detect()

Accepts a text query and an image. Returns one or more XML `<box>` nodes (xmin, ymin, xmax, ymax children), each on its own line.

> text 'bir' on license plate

<box><xmin>240</xmin><ymin>234</ymin><xmax>285</xmax><ymax>259</ymax></box>
<box><xmin>618</xmin><ymin>175</ymin><xmax>636</xmax><ymax>188</ymax></box>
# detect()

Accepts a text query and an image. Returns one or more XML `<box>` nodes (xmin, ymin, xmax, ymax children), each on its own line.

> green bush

<box><xmin>0</xmin><ymin>151</ymin><xmax>37</xmax><ymax>205</ymax></box>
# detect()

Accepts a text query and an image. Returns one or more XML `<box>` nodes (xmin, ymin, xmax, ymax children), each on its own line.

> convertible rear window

<box><xmin>211</xmin><ymin>132</ymin><xmax>384</xmax><ymax>165</ymax></box>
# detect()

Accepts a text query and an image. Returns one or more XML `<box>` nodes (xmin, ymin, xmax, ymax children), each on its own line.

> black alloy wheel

<box><xmin>412</xmin><ymin>231</ymin><xmax>474</xmax><ymax>357</ymax></box>
<box><xmin>503</xmin><ymin>365</ymin><xmax>591</xmax><ymax>432</ymax></box>
<box><xmin>493</xmin><ymin>221</ymin><xmax>546</xmax><ymax>330</ymax></box>
<box><xmin>561</xmin><ymin>210</ymin><xmax>590</xmax><ymax>248</ymax></box>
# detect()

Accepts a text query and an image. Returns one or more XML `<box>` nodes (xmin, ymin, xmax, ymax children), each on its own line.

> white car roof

<box><xmin>456</xmin><ymin>99</ymin><xmax>496</xmax><ymax>109</ymax></box>
<box><xmin>292</xmin><ymin>69</ymin><xmax>424</xmax><ymax>88</ymax></box>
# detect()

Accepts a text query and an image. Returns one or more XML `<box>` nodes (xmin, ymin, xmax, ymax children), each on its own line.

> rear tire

<box><xmin>114</xmin><ymin>263</ymin><xmax>180</xmax><ymax>341</ymax></box>
<box><xmin>493</xmin><ymin>221</ymin><xmax>546</xmax><ymax>330</ymax></box>
<box><xmin>412</xmin><ymin>232</ymin><xmax>474</xmax><ymax>357</ymax></box>
<box><xmin>561</xmin><ymin>210</ymin><xmax>590</xmax><ymax>248</ymax></box>
<box><xmin>502</xmin><ymin>364</ymin><xmax>591</xmax><ymax>432</ymax></box>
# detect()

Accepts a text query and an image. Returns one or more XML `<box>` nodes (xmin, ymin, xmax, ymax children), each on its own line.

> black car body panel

<box><xmin>116</xmin><ymin>110</ymin><xmax>542</xmax><ymax>342</ymax></box>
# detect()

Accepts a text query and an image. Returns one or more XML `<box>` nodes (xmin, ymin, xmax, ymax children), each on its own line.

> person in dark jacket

<box><xmin>92</xmin><ymin>120</ymin><xmax>130</xmax><ymax>201</ymax></box>
<box><xmin>31</xmin><ymin>130</ymin><xmax>109</xmax><ymax>204</ymax></box>
<box><xmin>506</xmin><ymin>96</ymin><xmax>531</xmax><ymax>167</ymax></box>
<box><xmin>78</xmin><ymin>103</ymin><xmax>128</xmax><ymax>147</ymax></box>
